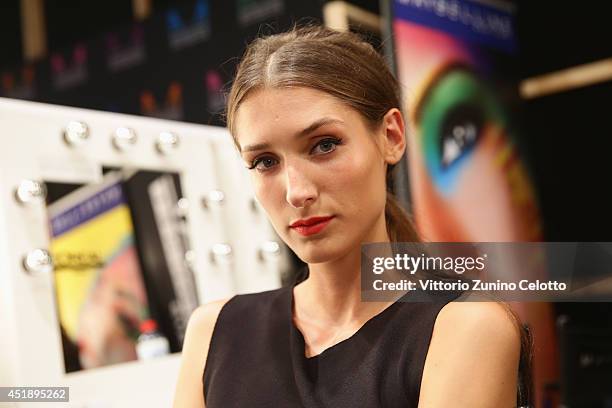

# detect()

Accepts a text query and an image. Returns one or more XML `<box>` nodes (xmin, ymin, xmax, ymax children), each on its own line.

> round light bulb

<box><xmin>63</xmin><ymin>120</ymin><xmax>90</xmax><ymax>146</ymax></box>
<box><xmin>259</xmin><ymin>241</ymin><xmax>281</xmax><ymax>262</ymax></box>
<box><xmin>112</xmin><ymin>126</ymin><xmax>137</xmax><ymax>151</ymax></box>
<box><xmin>15</xmin><ymin>179</ymin><xmax>47</xmax><ymax>204</ymax></box>
<box><xmin>156</xmin><ymin>131</ymin><xmax>180</xmax><ymax>155</ymax></box>
<box><xmin>202</xmin><ymin>190</ymin><xmax>225</xmax><ymax>210</ymax></box>
<box><xmin>210</xmin><ymin>243</ymin><xmax>233</xmax><ymax>264</ymax></box>
<box><xmin>23</xmin><ymin>249</ymin><xmax>54</xmax><ymax>275</ymax></box>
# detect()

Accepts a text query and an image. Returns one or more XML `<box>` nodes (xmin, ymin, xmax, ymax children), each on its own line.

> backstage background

<box><xmin>1</xmin><ymin>1</ymin><xmax>611</xmax><ymax>407</ymax></box>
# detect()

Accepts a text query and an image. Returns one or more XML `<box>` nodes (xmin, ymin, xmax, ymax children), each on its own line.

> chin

<box><xmin>290</xmin><ymin>237</ymin><xmax>355</xmax><ymax>265</ymax></box>
<box><xmin>293</xmin><ymin>243</ymin><xmax>337</xmax><ymax>264</ymax></box>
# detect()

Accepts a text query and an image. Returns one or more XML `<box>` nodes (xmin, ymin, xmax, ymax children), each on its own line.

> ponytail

<box><xmin>385</xmin><ymin>192</ymin><xmax>420</xmax><ymax>243</ymax></box>
<box><xmin>385</xmin><ymin>160</ymin><xmax>420</xmax><ymax>243</ymax></box>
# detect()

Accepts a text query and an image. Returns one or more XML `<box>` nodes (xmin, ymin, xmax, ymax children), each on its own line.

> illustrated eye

<box><xmin>248</xmin><ymin>156</ymin><xmax>278</xmax><ymax>172</ymax></box>
<box><xmin>311</xmin><ymin>138</ymin><xmax>342</xmax><ymax>155</ymax></box>
<box><xmin>416</xmin><ymin>66</ymin><xmax>507</xmax><ymax>184</ymax></box>
<box><xmin>439</xmin><ymin>104</ymin><xmax>483</xmax><ymax>168</ymax></box>
<box><xmin>412</xmin><ymin>65</ymin><xmax>511</xmax><ymax>194</ymax></box>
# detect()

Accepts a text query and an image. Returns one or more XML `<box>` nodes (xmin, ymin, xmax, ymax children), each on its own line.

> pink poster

<box><xmin>392</xmin><ymin>0</ymin><xmax>542</xmax><ymax>242</ymax></box>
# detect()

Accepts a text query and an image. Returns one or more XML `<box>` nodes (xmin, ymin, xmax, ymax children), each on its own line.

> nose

<box><xmin>284</xmin><ymin>162</ymin><xmax>317</xmax><ymax>209</ymax></box>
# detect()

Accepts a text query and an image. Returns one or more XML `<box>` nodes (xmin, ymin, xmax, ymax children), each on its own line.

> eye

<box><xmin>439</xmin><ymin>104</ymin><xmax>483</xmax><ymax>168</ymax></box>
<box><xmin>311</xmin><ymin>137</ymin><xmax>342</xmax><ymax>155</ymax></box>
<box><xmin>248</xmin><ymin>156</ymin><xmax>278</xmax><ymax>172</ymax></box>
<box><xmin>416</xmin><ymin>66</ymin><xmax>508</xmax><ymax>193</ymax></box>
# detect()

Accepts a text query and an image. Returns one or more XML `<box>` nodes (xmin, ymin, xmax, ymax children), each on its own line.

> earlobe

<box><xmin>382</xmin><ymin>108</ymin><xmax>407</xmax><ymax>165</ymax></box>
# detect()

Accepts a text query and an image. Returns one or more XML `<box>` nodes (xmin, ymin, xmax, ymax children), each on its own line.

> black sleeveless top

<box><xmin>203</xmin><ymin>284</ymin><xmax>459</xmax><ymax>407</ymax></box>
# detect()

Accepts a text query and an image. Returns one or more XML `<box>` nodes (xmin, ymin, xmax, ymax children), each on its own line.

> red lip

<box><xmin>289</xmin><ymin>216</ymin><xmax>334</xmax><ymax>236</ymax></box>
<box><xmin>290</xmin><ymin>216</ymin><xmax>334</xmax><ymax>227</ymax></box>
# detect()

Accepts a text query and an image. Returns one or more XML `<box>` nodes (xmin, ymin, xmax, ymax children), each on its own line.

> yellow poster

<box><xmin>48</xmin><ymin>173</ymin><xmax>150</xmax><ymax>371</ymax></box>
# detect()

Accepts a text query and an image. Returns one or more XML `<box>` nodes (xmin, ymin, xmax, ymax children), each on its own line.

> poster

<box><xmin>392</xmin><ymin>0</ymin><xmax>542</xmax><ymax>242</ymax></box>
<box><xmin>48</xmin><ymin>173</ymin><xmax>151</xmax><ymax>372</ymax></box>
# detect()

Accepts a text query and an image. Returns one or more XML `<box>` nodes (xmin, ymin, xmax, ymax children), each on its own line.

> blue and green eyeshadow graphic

<box><xmin>416</xmin><ymin>65</ymin><xmax>509</xmax><ymax>195</ymax></box>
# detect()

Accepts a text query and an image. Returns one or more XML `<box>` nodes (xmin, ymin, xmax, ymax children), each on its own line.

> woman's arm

<box><xmin>418</xmin><ymin>301</ymin><xmax>521</xmax><ymax>408</ymax></box>
<box><xmin>173</xmin><ymin>299</ymin><xmax>229</xmax><ymax>408</ymax></box>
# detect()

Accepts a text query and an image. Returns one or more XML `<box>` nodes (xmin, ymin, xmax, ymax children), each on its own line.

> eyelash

<box><xmin>247</xmin><ymin>137</ymin><xmax>343</xmax><ymax>172</ymax></box>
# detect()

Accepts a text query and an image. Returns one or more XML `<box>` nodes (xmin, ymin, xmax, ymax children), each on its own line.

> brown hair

<box><xmin>225</xmin><ymin>24</ymin><xmax>419</xmax><ymax>243</ymax></box>
<box><xmin>225</xmin><ymin>25</ymin><xmax>532</xmax><ymax>406</ymax></box>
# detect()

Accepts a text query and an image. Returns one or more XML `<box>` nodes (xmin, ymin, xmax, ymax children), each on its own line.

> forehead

<box><xmin>234</xmin><ymin>87</ymin><xmax>361</xmax><ymax>149</ymax></box>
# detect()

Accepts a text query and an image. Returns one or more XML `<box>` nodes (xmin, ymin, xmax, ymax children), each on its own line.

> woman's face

<box><xmin>234</xmin><ymin>87</ymin><xmax>392</xmax><ymax>264</ymax></box>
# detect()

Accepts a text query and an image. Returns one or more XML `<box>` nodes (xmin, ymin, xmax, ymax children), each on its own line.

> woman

<box><xmin>174</xmin><ymin>25</ymin><xmax>527</xmax><ymax>407</ymax></box>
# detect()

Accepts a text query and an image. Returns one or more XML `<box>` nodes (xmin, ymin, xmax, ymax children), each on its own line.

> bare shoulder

<box><xmin>173</xmin><ymin>298</ymin><xmax>232</xmax><ymax>408</ymax></box>
<box><xmin>435</xmin><ymin>300</ymin><xmax>522</xmax><ymax>346</ymax></box>
<box><xmin>418</xmin><ymin>301</ymin><xmax>521</xmax><ymax>407</ymax></box>
<box><xmin>187</xmin><ymin>299</ymin><xmax>231</xmax><ymax>340</ymax></box>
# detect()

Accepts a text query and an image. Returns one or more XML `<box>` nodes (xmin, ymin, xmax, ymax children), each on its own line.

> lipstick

<box><xmin>289</xmin><ymin>216</ymin><xmax>334</xmax><ymax>237</ymax></box>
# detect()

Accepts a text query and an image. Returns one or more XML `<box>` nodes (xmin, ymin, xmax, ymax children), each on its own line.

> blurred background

<box><xmin>1</xmin><ymin>0</ymin><xmax>611</xmax><ymax>407</ymax></box>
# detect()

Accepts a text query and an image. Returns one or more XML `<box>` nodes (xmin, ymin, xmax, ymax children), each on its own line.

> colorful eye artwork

<box><xmin>393</xmin><ymin>0</ymin><xmax>542</xmax><ymax>242</ymax></box>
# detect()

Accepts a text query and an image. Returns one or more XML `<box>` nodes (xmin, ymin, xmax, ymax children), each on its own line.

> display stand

<box><xmin>0</xmin><ymin>97</ymin><xmax>288</xmax><ymax>407</ymax></box>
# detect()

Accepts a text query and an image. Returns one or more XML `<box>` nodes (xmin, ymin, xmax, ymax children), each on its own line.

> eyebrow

<box><xmin>240</xmin><ymin>117</ymin><xmax>345</xmax><ymax>153</ymax></box>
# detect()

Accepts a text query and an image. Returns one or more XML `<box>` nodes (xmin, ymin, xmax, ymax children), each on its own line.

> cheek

<box><xmin>325</xmin><ymin>145</ymin><xmax>387</xmax><ymax>212</ymax></box>
<box><xmin>251</xmin><ymin>175</ymin><xmax>284</xmax><ymax>217</ymax></box>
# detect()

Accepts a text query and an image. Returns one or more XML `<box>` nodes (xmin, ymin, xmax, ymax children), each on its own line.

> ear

<box><xmin>381</xmin><ymin>108</ymin><xmax>406</xmax><ymax>165</ymax></box>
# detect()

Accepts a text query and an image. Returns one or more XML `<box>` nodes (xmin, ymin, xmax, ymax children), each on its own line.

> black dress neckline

<box><xmin>204</xmin><ymin>278</ymin><xmax>464</xmax><ymax>407</ymax></box>
<box><xmin>287</xmin><ymin>283</ymin><xmax>403</xmax><ymax>361</ymax></box>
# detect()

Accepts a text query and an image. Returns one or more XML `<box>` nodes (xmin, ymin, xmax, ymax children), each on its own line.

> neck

<box><xmin>294</xmin><ymin>212</ymin><xmax>392</xmax><ymax>326</ymax></box>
